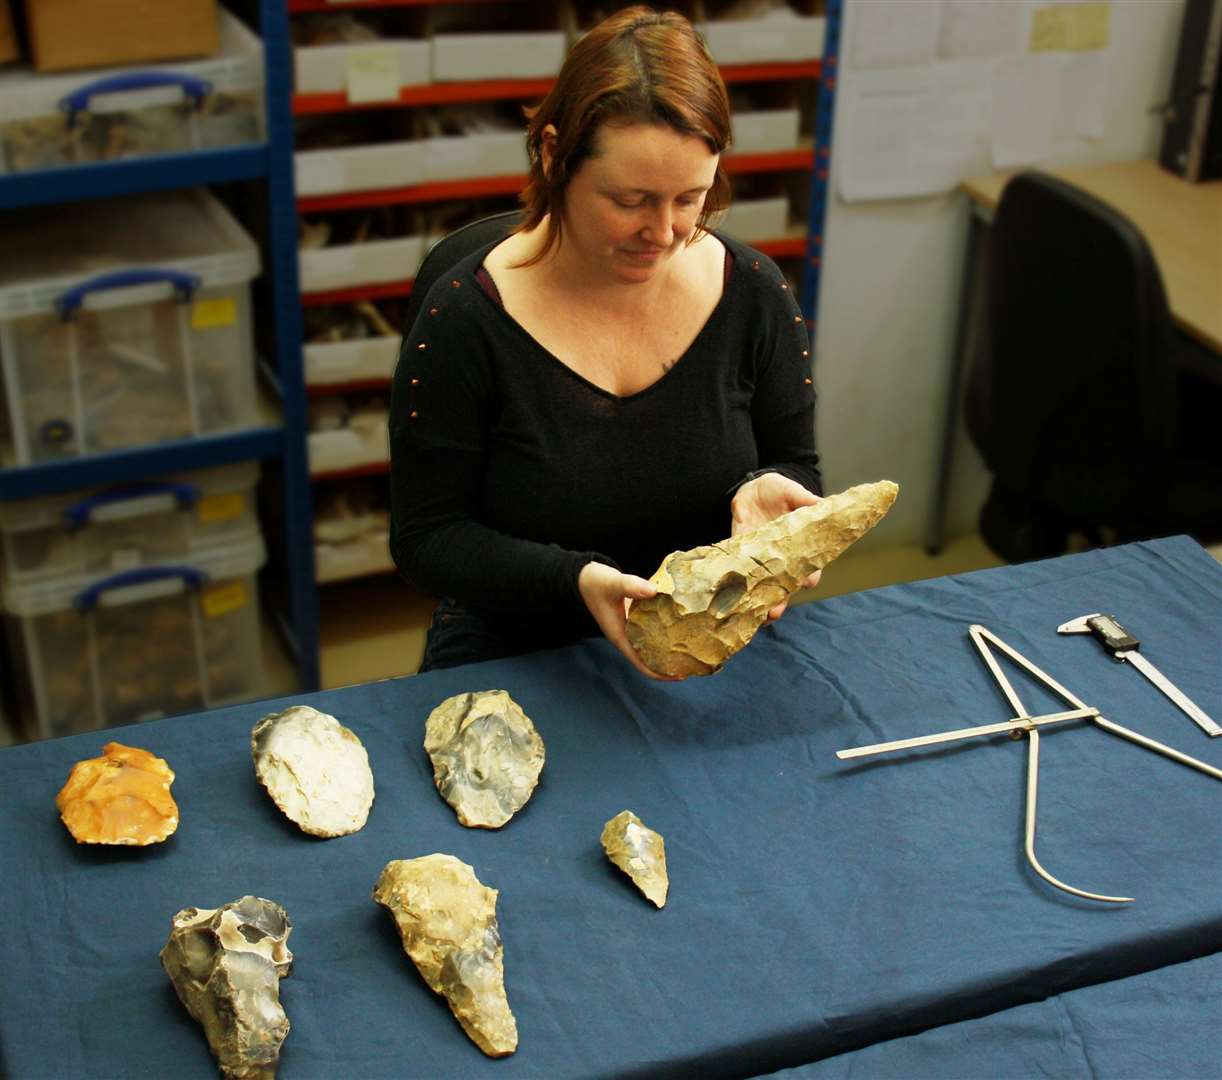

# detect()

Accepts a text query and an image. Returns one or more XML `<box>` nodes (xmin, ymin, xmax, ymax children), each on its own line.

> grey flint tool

<box><xmin>1057</xmin><ymin>613</ymin><xmax>1220</xmax><ymax>738</ymax></box>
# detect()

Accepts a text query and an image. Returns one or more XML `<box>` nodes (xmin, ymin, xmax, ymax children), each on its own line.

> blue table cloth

<box><xmin>759</xmin><ymin>950</ymin><xmax>1222</xmax><ymax>1079</ymax></box>
<box><xmin>1</xmin><ymin>536</ymin><xmax>1220</xmax><ymax>1079</ymax></box>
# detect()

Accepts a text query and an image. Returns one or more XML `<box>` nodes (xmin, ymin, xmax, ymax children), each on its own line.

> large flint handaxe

<box><xmin>626</xmin><ymin>481</ymin><xmax>898</xmax><ymax>676</ymax></box>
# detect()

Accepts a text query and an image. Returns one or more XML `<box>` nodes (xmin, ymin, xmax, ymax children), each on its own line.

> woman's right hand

<box><xmin>578</xmin><ymin>561</ymin><xmax>682</xmax><ymax>681</ymax></box>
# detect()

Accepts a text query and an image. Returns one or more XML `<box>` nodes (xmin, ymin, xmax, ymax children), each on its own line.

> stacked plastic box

<box><xmin>0</xmin><ymin>180</ymin><xmax>270</xmax><ymax>740</ymax></box>
<box><xmin>0</xmin><ymin>187</ymin><xmax>261</xmax><ymax>464</ymax></box>
<box><xmin>0</xmin><ymin>9</ymin><xmax>263</xmax><ymax>175</ymax></box>
<box><xmin>0</xmin><ymin>463</ymin><xmax>266</xmax><ymax>740</ymax></box>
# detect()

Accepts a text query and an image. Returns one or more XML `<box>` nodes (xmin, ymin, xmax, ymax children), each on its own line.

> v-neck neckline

<box><xmin>473</xmin><ymin>234</ymin><xmax>736</xmax><ymax>404</ymax></box>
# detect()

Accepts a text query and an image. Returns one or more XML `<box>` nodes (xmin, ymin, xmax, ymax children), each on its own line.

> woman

<box><xmin>390</xmin><ymin>6</ymin><xmax>822</xmax><ymax>678</ymax></box>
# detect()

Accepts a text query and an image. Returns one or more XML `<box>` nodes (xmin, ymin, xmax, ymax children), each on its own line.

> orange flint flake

<box><xmin>55</xmin><ymin>742</ymin><xmax>179</xmax><ymax>846</ymax></box>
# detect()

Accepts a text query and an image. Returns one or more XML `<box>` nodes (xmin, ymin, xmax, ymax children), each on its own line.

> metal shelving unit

<box><xmin>0</xmin><ymin>0</ymin><xmax>320</xmax><ymax>694</ymax></box>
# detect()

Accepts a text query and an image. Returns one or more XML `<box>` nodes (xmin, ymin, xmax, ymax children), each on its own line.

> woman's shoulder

<box><xmin>408</xmin><ymin>239</ymin><xmax>506</xmax><ymax>337</ymax></box>
<box><xmin>713</xmin><ymin>230</ymin><xmax>788</xmax><ymax>286</ymax></box>
<box><xmin>711</xmin><ymin>229</ymin><xmax>799</xmax><ymax>319</ymax></box>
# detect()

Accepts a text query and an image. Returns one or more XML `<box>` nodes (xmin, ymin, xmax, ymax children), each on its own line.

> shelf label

<box><xmin>197</xmin><ymin>493</ymin><xmax>245</xmax><ymax>523</ymax></box>
<box><xmin>202</xmin><ymin>580</ymin><xmax>248</xmax><ymax>619</ymax></box>
<box><xmin>346</xmin><ymin>47</ymin><xmax>400</xmax><ymax>105</ymax></box>
<box><xmin>191</xmin><ymin>297</ymin><xmax>237</xmax><ymax>330</ymax></box>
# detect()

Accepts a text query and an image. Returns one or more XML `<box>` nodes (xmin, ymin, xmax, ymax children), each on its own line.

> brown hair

<box><xmin>515</xmin><ymin>6</ymin><xmax>732</xmax><ymax>264</ymax></box>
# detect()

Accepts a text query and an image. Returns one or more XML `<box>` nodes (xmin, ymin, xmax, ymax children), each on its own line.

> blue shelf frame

<box><xmin>0</xmin><ymin>145</ymin><xmax>268</xmax><ymax>210</ymax></box>
<box><xmin>0</xmin><ymin>428</ymin><xmax>283</xmax><ymax>500</ymax></box>
<box><xmin>0</xmin><ymin>0</ymin><xmax>320</xmax><ymax>693</ymax></box>
<box><xmin>799</xmin><ymin>0</ymin><xmax>843</xmax><ymax>337</ymax></box>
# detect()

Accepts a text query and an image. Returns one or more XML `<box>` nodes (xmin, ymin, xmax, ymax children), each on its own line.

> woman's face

<box><xmin>552</xmin><ymin>121</ymin><xmax>720</xmax><ymax>284</ymax></box>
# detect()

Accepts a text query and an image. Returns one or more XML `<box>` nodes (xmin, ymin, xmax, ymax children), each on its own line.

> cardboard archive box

<box><xmin>24</xmin><ymin>0</ymin><xmax>219</xmax><ymax>72</ymax></box>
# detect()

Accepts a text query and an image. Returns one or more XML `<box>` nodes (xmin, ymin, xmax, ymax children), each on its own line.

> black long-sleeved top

<box><xmin>389</xmin><ymin>231</ymin><xmax>821</xmax><ymax>652</ymax></box>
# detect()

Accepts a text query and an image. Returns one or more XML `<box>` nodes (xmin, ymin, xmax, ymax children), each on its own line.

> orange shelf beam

<box><xmin>754</xmin><ymin>235</ymin><xmax>808</xmax><ymax>259</ymax></box>
<box><xmin>293</xmin><ymin>61</ymin><xmax>820</xmax><ymax>116</ymax></box>
<box><xmin>294</xmin><ymin>80</ymin><xmax>554</xmax><ymax>116</ymax></box>
<box><xmin>298</xmin><ymin>149</ymin><xmax>812</xmax><ymax>213</ymax></box>
<box><xmin>311</xmin><ymin>461</ymin><xmax>391</xmax><ymax>482</ymax></box>
<box><xmin>289</xmin><ymin>0</ymin><xmax>498</xmax><ymax>9</ymax></box>
<box><xmin>301</xmin><ymin>281</ymin><xmax>415</xmax><ymax>306</ymax></box>
<box><xmin>306</xmin><ymin>378</ymin><xmax>392</xmax><ymax>397</ymax></box>
<box><xmin>298</xmin><ymin>235</ymin><xmax>803</xmax><ymax>311</ymax></box>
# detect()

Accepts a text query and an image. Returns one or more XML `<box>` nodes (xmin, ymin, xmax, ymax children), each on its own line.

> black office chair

<box><xmin>402</xmin><ymin>211</ymin><xmax>520</xmax><ymax>333</ymax></box>
<box><xmin>964</xmin><ymin>171</ymin><xmax>1222</xmax><ymax>562</ymax></box>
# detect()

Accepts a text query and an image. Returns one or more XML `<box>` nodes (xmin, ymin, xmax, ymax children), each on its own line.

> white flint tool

<box><xmin>1057</xmin><ymin>613</ymin><xmax>1220</xmax><ymax>738</ymax></box>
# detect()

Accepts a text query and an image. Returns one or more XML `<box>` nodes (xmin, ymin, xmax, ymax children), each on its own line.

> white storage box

<box><xmin>296</xmin><ymin>140</ymin><xmax>425</xmax><ymax>197</ymax></box>
<box><xmin>431</xmin><ymin>31</ymin><xmax>567</xmax><ymax>81</ymax></box>
<box><xmin>3</xmin><ymin>532</ymin><xmax>267</xmax><ymax>740</ymax></box>
<box><xmin>720</xmin><ymin>196</ymin><xmax>790</xmax><ymax>241</ymax></box>
<box><xmin>316</xmin><ymin>531</ymin><xmax>393</xmax><ymax>584</ymax></box>
<box><xmin>0</xmin><ymin>461</ymin><xmax>259</xmax><ymax>585</ymax></box>
<box><xmin>0</xmin><ymin>10</ymin><xmax>263</xmax><ymax>175</ymax></box>
<box><xmin>299</xmin><ymin>235</ymin><xmax>424</xmax><ymax>294</ymax></box>
<box><xmin>704</xmin><ymin>14</ymin><xmax>825</xmax><ymax>64</ymax></box>
<box><xmin>423</xmin><ymin>132</ymin><xmax>527</xmax><ymax>182</ymax></box>
<box><xmin>731</xmin><ymin>109</ymin><xmax>801</xmax><ymax>154</ymax></box>
<box><xmin>0</xmin><ymin>188</ymin><xmax>262</xmax><ymax>466</ymax></box>
<box><xmin>308</xmin><ymin>423</ymin><xmax>390</xmax><ymax>476</ymax></box>
<box><xmin>295</xmin><ymin>38</ymin><xmax>429</xmax><ymax>97</ymax></box>
<box><xmin>304</xmin><ymin>337</ymin><xmax>400</xmax><ymax>387</ymax></box>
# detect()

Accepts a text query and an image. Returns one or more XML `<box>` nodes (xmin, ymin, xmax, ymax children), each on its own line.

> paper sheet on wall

<box><xmin>839</xmin><ymin>62</ymin><xmax>992</xmax><ymax>201</ymax></box>
<box><xmin>938</xmin><ymin>0</ymin><xmax>1024</xmax><ymax>61</ymax></box>
<box><xmin>849</xmin><ymin>0</ymin><xmax>942</xmax><ymax>70</ymax></box>
<box><xmin>839</xmin><ymin>0</ymin><xmax>1111</xmax><ymax>198</ymax></box>
<box><xmin>991</xmin><ymin>49</ymin><xmax>1109</xmax><ymax>166</ymax></box>
<box><xmin>1029</xmin><ymin>2</ymin><xmax>1110</xmax><ymax>52</ymax></box>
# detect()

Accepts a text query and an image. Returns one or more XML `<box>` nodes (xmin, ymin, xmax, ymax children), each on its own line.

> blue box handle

<box><xmin>59</xmin><ymin>71</ymin><xmax>212</xmax><ymax>127</ymax></box>
<box><xmin>62</xmin><ymin>480</ymin><xmax>201</xmax><ymax>529</ymax></box>
<box><xmin>55</xmin><ymin>268</ymin><xmax>202</xmax><ymax>320</ymax></box>
<box><xmin>75</xmin><ymin>565</ymin><xmax>208</xmax><ymax>612</ymax></box>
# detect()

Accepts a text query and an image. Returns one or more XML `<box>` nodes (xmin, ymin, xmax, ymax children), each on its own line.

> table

<box><xmin>759</xmin><ymin>951</ymin><xmax>1222</xmax><ymax>1079</ymax></box>
<box><xmin>926</xmin><ymin>159</ymin><xmax>1222</xmax><ymax>555</ymax></box>
<box><xmin>2</xmin><ymin>536</ymin><xmax>1221</xmax><ymax>1079</ymax></box>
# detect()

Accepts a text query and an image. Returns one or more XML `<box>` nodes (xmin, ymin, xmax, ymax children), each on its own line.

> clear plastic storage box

<box><xmin>0</xmin><ymin>9</ymin><xmax>263</xmax><ymax>175</ymax></box>
<box><xmin>2</xmin><ymin>532</ymin><xmax>266</xmax><ymax>740</ymax></box>
<box><xmin>0</xmin><ymin>461</ymin><xmax>259</xmax><ymax>585</ymax></box>
<box><xmin>0</xmin><ymin>187</ymin><xmax>261</xmax><ymax>465</ymax></box>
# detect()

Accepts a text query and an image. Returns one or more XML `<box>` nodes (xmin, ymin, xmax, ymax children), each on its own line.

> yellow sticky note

<box><xmin>201</xmin><ymin>580</ymin><xmax>248</xmax><ymax>619</ymax></box>
<box><xmin>1030</xmin><ymin>7</ymin><xmax>1071</xmax><ymax>52</ymax></box>
<box><xmin>191</xmin><ymin>297</ymin><xmax>237</xmax><ymax>330</ymax></box>
<box><xmin>196</xmin><ymin>493</ymin><xmax>245</xmax><ymax>524</ymax></box>
<box><xmin>1068</xmin><ymin>4</ymin><xmax>1109</xmax><ymax>50</ymax></box>
<box><xmin>346</xmin><ymin>47</ymin><xmax>400</xmax><ymax>105</ymax></box>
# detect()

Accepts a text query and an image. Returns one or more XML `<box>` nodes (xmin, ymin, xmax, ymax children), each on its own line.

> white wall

<box><xmin>814</xmin><ymin>0</ymin><xmax>1187</xmax><ymax>549</ymax></box>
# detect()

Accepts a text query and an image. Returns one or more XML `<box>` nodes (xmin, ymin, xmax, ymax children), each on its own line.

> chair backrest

<box><xmin>964</xmin><ymin>171</ymin><xmax>1180</xmax><ymax>522</ymax></box>
<box><xmin>403</xmin><ymin>211</ymin><xmax>520</xmax><ymax>333</ymax></box>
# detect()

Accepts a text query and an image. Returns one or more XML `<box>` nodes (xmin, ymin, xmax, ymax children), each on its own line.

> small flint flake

<box><xmin>601</xmin><ymin>810</ymin><xmax>669</xmax><ymax>908</ymax></box>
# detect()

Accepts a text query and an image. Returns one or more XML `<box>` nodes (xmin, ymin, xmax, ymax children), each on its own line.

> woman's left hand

<box><xmin>730</xmin><ymin>472</ymin><xmax>823</xmax><ymax>621</ymax></box>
